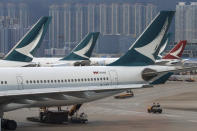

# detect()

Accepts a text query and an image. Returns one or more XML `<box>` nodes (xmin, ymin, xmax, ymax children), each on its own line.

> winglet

<box><xmin>108</xmin><ymin>11</ymin><xmax>175</xmax><ymax>66</ymax></box>
<box><xmin>61</xmin><ymin>32</ymin><xmax>99</xmax><ymax>61</ymax></box>
<box><xmin>4</xmin><ymin>16</ymin><xmax>51</xmax><ymax>62</ymax></box>
<box><xmin>162</xmin><ymin>40</ymin><xmax>187</xmax><ymax>59</ymax></box>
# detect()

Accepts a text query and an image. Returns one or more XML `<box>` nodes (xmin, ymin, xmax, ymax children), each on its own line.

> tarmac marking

<box><xmin>87</xmin><ymin>107</ymin><xmax>148</xmax><ymax>116</ymax></box>
<box><xmin>162</xmin><ymin>114</ymin><xmax>181</xmax><ymax>118</ymax></box>
<box><xmin>188</xmin><ymin>120</ymin><xmax>197</xmax><ymax>123</ymax></box>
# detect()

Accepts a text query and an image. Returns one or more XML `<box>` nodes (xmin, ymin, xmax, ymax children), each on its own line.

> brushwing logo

<box><xmin>15</xmin><ymin>25</ymin><xmax>44</xmax><ymax>58</ymax></box>
<box><xmin>158</xmin><ymin>38</ymin><xmax>168</xmax><ymax>58</ymax></box>
<box><xmin>169</xmin><ymin>44</ymin><xmax>183</xmax><ymax>59</ymax></box>
<box><xmin>134</xmin><ymin>18</ymin><xmax>169</xmax><ymax>61</ymax></box>
<box><xmin>73</xmin><ymin>36</ymin><xmax>93</xmax><ymax>59</ymax></box>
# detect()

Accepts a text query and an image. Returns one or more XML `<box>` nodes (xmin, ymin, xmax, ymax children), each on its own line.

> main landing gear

<box><xmin>1</xmin><ymin>119</ymin><xmax>17</xmax><ymax>130</ymax></box>
<box><xmin>69</xmin><ymin>104</ymin><xmax>88</xmax><ymax>123</ymax></box>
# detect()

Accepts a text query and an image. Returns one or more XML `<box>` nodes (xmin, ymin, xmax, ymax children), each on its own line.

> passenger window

<box><xmin>88</xmin><ymin>78</ymin><xmax>90</xmax><ymax>81</ymax></box>
<box><xmin>103</xmin><ymin>78</ymin><xmax>105</xmax><ymax>80</ymax></box>
<box><xmin>91</xmin><ymin>78</ymin><xmax>93</xmax><ymax>81</ymax></box>
<box><xmin>97</xmin><ymin>78</ymin><xmax>99</xmax><ymax>81</ymax></box>
<box><xmin>81</xmin><ymin>79</ymin><xmax>83</xmax><ymax>82</ymax></box>
<box><xmin>84</xmin><ymin>78</ymin><xmax>87</xmax><ymax>81</ymax></box>
<box><xmin>30</xmin><ymin>80</ymin><xmax>32</xmax><ymax>83</ymax></box>
<box><xmin>1</xmin><ymin>81</ymin><xmax>3</xmax><ymax>84</ymax></box>
<box><xmin>100</xmin><ymin>78</ymin><xmax>102</xmax><ymax>80</ymax></box>
<box><xmin>5</xmin><ymin>81</ymin><xmax>7</xmax><ymax>84</ymax></box>
<box><xmin>44</xmin><ymin>80</ymin><xmax>46</xmax><ymax>83</ymax></box>
<box><xmin>68</xmin><ymin>79</ymin><xmax>70</xmax><ymax>82</ymax></box>
<box><xmin>78</xmin><ymin>79</ymin><xmax>80</xmax><ymax>82</ymax></box>
<box><xmin>40</xmin><ymin>80</ymin><xmax>43</xmax><ymax>83</ymax></box>
<box><xmin>106</xmin><ymin>77</ymin><xmax>109</xmax><ymax>80</ymax></box>
<box><xmin>75</xmin><ymin>79</ymin><xmax>77</xmax><ymax>82</ymax></box>
<box><xmin>94</xmin><ymin>78</ymin><xmax>96</xmax><ymax>81</ymax></box>
<box><xmin>65</xmin><ymin>79</ymin><xmax>67</xmax><ymax>82</ymax></box>
<box><xmin>58</xmin><ymin>80</ymin><xmax>60</xmax><ymax>83</ymax></box>
<box><xmin>47</xmin><ymin>80</ymin><xmax>50</xmax><ymax>83</ymax></box>
<box><xmin>54</xmin><ymin>80</ymin><xmax>57</xmax><ymax>83</ymax></box>
<box><xmin>33</xmin><ymin>80</ymin><xmax>36</xmax><ymax>83</ymax></box>
<box><xmin>37</xmin><ymin>80</ymin><xmax>39</xmax><ymax>83</ymax></box>
<box><xmin>71</xmin><ymin>79</ymin><xmax>73</xmax><ymax>82</ymax></box>
<box><xmin>51</xmin><ymin>80</ymin><xmax>53</xmax><ymax>83</ymax></box>
<box><xmin>61</xmin><ymin>80</ymin><xmax>63</xmax><ymax>83</ymax></box>
<box><xmin>26</xmin><ymin>80</ymin><xmax>29</xmax><ymax>84</ymax></box>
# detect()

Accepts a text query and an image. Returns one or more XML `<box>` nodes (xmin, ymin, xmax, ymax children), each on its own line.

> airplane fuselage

<box><xmin>32</xmin><ymin>57</ymin><xmax>182</xmax><ymax>66</ymax></box>
<box><xmin>0</xmin><ymin>60</ymin><xmax>35</xmax><ymax>67</ymax></box>
<box><xmin>0</xmin><ymin>65</ymin><xmax>176</xmax><ymax>112</ymax></box>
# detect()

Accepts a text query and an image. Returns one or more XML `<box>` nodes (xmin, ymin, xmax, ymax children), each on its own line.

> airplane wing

<box><xmin>0</xmin><ymin>84</ymin><xmax>150</xmax><ymax>111</ymax></box>
<box><xmin>0</xmin><ymin>84</ymin><xmax>148</xmax><ymax>99</ymax></box>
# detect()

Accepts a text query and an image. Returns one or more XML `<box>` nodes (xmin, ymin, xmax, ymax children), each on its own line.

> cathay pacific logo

<box><xmin>134</xmin><ymin>17</ymin><xmax>169</xmax><ymax>61</ymax></box>
<box><xmin>169</xmin><ymin>44</ymin><xmax>183</xmax><ymax>59</ymax></box>
<box><xmin>15</xmin><ymin>25</ymin><xmax>44</xmax><ymax>58</ymax></box>
<box><xmin>158</xmin><ymin>38</ymin><xmax>168</xmax><ymax>58</ymax></box>
<box><xmin>73</xmin><ymin>36</ymin><xmax>93</xmax><ymax>59</ymax></box>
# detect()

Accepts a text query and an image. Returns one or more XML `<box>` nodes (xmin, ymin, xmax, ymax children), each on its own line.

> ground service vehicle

<box><xmin>147</xmin><ymin>103</ymin><xmax>162</xmax><ymax>113</ymax></box>
<box><xmin>114</xmin><ymin>90</ymin><xmax>134</xmax><ymax>99</ymax></box>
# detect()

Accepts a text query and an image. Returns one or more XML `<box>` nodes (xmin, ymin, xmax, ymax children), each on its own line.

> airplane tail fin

<box><xmin>162</xmin><ymin>40</ymin><xmax>187</xmax><ymax>59</ymax></box>
<box><xmin>61</xmin><ymin>32</ymin><xmax>99</xmax><ymax>61</ymax></box>
<box><xmin>157</xmin><ymin>33</ymin><xmax>171</xmax><ymax>59</ymax></box>
<box><xmin>4</xmin><ymin>16</ymin><xmax>51</xmax><ymax>62</ymax></box>
<box><xmin>108</xmin><ymin>11</ymin><xmax>175</xmax><ymax>66</ymax></box>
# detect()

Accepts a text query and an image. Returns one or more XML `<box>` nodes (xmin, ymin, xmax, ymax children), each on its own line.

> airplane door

<box><xmin>109</xmin><ymin>70</ymin><xmax>118</xmax><ymax>85</ymax></box>
<box><xmin>16</xmin><ymin>76</ymin><xmax>24</xmax><ymax>90</ymax></box>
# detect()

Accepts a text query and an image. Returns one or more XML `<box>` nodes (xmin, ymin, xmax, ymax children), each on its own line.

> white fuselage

<box><xmin>0</xmin><ymin>60</ymin><xmax>35</xmax><ymax>67</ymax></box>
<box><xmin>155</xmin><ymin>59</ymin><xmax>182</xmax><ymax>66</ymax></box>
<box><xmin>0</xmin><ymin>57</ymin><xmax>181</xmax><ymax>68</ymax></box>
<box><xmin>32</xmin><ymin>57</ymin><xmax>181</xmax><ymax>67</ymax></box>
<box><xmin>0</xmin><ymin>65</ymin><xmax>176</xmax><ymax>112</ymax></box>
<box><xmin>32</xmin><ymin>57</ymin><xmax>118</xmax><ymax>66</ymax></box>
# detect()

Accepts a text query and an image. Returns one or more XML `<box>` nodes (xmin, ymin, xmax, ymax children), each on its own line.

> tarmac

<box><xmin>4</xmin><ymin>81</ymin><xmax>197</xmax><ymax>131</ymax></box>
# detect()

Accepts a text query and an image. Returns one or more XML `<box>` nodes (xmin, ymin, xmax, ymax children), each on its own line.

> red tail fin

<box><xmin>162</xmin><ymin>40</ymin><xmax>187</xmax><ymax>59</ymax></box>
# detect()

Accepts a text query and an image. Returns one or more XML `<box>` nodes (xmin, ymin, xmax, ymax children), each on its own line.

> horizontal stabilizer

<box><xmin>143</xmin><ymin>66</ymin><xmax>197</xmax><ymax>84</ymax></box>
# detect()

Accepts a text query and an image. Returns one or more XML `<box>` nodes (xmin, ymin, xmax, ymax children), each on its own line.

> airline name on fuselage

<box><xmin>93</xmin><ymin>71</ymin><xmax>106</xmax><ymax>74</ymax></box>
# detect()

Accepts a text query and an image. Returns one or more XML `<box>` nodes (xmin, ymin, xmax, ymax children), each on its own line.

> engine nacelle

<box><xmin>74</xmin><ymin>60</ymin><xmax>91</xmax><ymax>66</ymax></box>
<box><xmin>141</xmin><ymin>68</ymin><xmax>158</xmax><ymax>81</ymax></box>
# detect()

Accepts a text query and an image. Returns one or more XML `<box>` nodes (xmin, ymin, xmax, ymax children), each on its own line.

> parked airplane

<box><xmin>31</xmin><ymin>27</ymin><xmax>170</xmax><ymax>67</ymax></box>
<box><xmin>0</xmin><ymin>17</ymin><xmax>51</xmax><ymax>67</ymax></box>
<box><xmin>90</xmin><ymin>39</ymin><xmax>187</xmax><ymax>66</ymax></box>
<box><xmin>155</xmin><ymin>40</ymin><xmax>187</xmax><ymax>65</ymax></box>
<box><xmin>150</xmin><ymin>40</ymin><xmax>187</xmax><ymax>84</ymax></box>
<box><xmin>32</xmin><ymin>32</ymin><xmax>100</xmax><ymax>66</ymax></box>
<box><xmin>0</xmin><ymin>11</ymin><xmax>182</xmax><ymax>130</ymax></box>
<box><xmin>30</xmin><ymin>33</ymin><xmax>171</xmax><ymax>67</ymax></box>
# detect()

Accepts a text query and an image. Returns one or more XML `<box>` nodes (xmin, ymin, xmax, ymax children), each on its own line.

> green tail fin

<box><xmin>108</xmin><ymin>11</ymin><xmax>175</xmax><ymax>66</ymax></box>
<box><xmin>4</xmin><ymin>16</ymin><xmax>51</xmax><ymax>62</ymax></box>
<box><xmin>61</xmin><ymin>32</ymin><xmax>99</xmax><ymax>61</ymax></box>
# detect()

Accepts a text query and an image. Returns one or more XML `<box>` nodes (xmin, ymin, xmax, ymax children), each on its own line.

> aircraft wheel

<box><xmin>3</xmin><ymin>119</ymin><xmax>17</xmax><ymax>130</ymax></box>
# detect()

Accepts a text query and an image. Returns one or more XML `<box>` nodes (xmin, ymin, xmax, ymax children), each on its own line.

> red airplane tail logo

<box><xmin>162</xmin><ymin>40</ymin><xmax>187</xmax><ymax>59</ymax></box>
